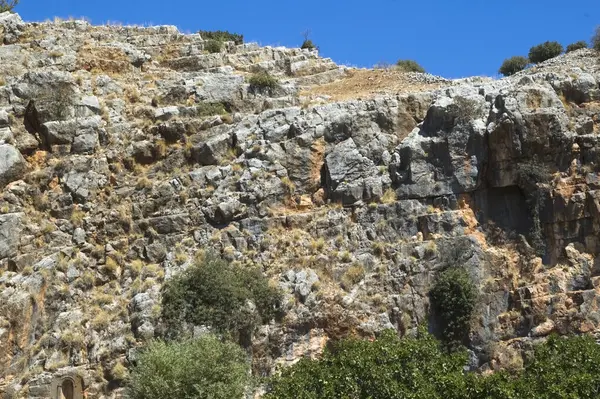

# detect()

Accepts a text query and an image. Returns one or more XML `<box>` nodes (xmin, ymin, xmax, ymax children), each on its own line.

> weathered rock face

<box><xmin>1</xmin><ymin>12</ymin><xmax>600</xmax><ymax>399</ymax></box>
<box><xmin>0</xmin><ymin>144</ymin><xmax>27</xmax><ymax>187</ymax></box>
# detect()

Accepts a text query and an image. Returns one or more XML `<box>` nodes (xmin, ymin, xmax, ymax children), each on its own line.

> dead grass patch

<box><xmin>300</xmin><ymin>69</ymin><xmax>445</xmax><ymax>102</ymax></box>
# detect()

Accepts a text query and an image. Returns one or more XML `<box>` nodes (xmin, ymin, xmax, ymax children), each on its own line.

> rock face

<box><xmin>1</xmin><ymin>13</ymin><xmax>600</xmax><ymax>399</ymax></box>
<box><xmin>0</xmin><ymin>144</ymin><xmax>27</xmax><ymax>187</ymax></box>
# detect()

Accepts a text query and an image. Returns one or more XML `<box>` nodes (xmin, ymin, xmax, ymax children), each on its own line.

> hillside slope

<box><xmin>1</xmin><ymin>12</ymin><xmax>600</xmax><ymax>398</ymax></box>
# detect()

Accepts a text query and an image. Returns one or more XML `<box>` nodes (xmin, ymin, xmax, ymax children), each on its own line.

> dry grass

<box><xmin>300</xmin><ymin>69</ymin><xmax>446</xmax><ymax>102</ymax></box>
<box><xmin>77</xmin><ymin>45</ymin><xmax>131</xmax><ymax>74</ymax></box>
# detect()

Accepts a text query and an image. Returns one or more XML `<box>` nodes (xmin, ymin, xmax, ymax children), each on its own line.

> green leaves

<box><xmin>266</xmin><ymin>329</ymin><xmax>469</xmax><ymax>399</ymax></box>
<box><xmin>498</xmin><ymin>56</ymin><xmax>529</xmax><ymax>76</ymax></box>
<box><xmin>161</xmin><ymin>253</ymin><xmax>281</xmax><ymax>341</ymax></box>
<box><xmin>429</xmin><ymin>267</ymin><xmax>477</xmax><ymax>349</ymax></box>
<box><xmin>528</xmin><ymin>41</ymin><xmax>564</xmax><ymax>64</ymax></box>
<box><xmin>127</xmin><ymin>335</ymin><xmax>250</xmax><ymax>399</ymax></box>
<box><xmin>0</xmin><ymin>0</ymin><xmax>18</xmax><ymax>13</ymax></box>
<box><xmin>266</xmin><ymin>332</ymin><xmax>600</xmax><ymax>399</ymax></box>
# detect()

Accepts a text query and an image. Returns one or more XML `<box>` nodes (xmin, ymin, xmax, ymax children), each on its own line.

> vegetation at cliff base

<box><xmin>127</xmin><ymin>335</ymin><xmax>250</xmax><ymax>399</ymax></box>
<box><xmin>265</xmin><ymin>332</ymin><xmax>600</xmax><ymax>399</ymax></box>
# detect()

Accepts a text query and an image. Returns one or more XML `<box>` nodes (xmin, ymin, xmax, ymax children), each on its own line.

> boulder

<box><xmin>0</xmin><ymin>212</ymin><xmax>23</xmax><ymax>259</ymax></box>
<box><xmin>0</xmin><ymin>144</ymin><xmax>26</xmax><ymax>187</ymax></box>
<box><xmin>0</xmin><ymin>12</ymin><xmax>25</xmax><ymax>44</ymax></box>
<box><xmin>324</xmin><ymin>138</ymin><xmax>382</xmax><ymax>204</ymax></box>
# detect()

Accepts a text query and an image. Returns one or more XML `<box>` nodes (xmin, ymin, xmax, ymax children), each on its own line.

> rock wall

<box><xmin>0</xmin><ymin>12</ymin><xmax>600</xmax><ymax>398</ymax></box>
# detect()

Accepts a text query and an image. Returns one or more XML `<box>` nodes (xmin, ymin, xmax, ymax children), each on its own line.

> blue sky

<box><xmin>14</xmin><ymin>0</ymin><xmax>599</xmax><ymax>78</ymax></box>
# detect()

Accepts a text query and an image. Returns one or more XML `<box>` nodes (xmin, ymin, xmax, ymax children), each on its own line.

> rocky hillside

<box><xmin>1</xmin><ymin>11</ymin><xmax>600</xmax><ymax>398</ymax></box>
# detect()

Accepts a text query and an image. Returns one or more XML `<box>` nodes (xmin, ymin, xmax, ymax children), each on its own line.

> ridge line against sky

<box><xmin>12</xmin><ymin>0</ymin><xmax>599</xmax><ymax>79</ymax></box>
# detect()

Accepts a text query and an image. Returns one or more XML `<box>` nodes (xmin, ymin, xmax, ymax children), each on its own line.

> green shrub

<box><xmin>301</xmin><ymin>39</ymin><xmax>316</xmax><ymax>50</ymax></box>
<box><xmin>266</xmin><ymin>331</ymin><xmax>600</xmax><ymax>399</ymax></box>
<box><xmin>248</xmin><ymin>71</ymin><xmax>279</xmax><ymax>93</ymax></box>
<box><xmin>498</xmin><ymin>56</ymin><xmax>529</xmax><ymax>76</ymax></box>
<box><xmin>566</xmin><ymin>40</ymin><xmax>588</xmax><ymax>53</ymax></box>
<box><xmin>429</xmin><ymin>267</ymin><xmax>477</xmax><ymax>349</ymax></box>
<box><xmin>127</xmin><ymin>335</ymin><xmax>250</xmax><ymax>399</ymax></box>
<box><xmin>516</xmin><ymin>334</ymin><xmax>600</xmax><ymax>398</ymax></box>
<box><xmin>396</xmin><ymin>59</ymin><xmax>426</xmax><ymax>73</ymax></box>
<box><xmin>593</xmin><ymin>27</ymin><xmax>600</xmax><ymax>51</ymax></box>
<box><xmin>0</xmin><ymin>0</ymin><xmax>19</xmax><ymax>13</ymax></box>
<box><xmin>161</xmin><ymin>253</ymin><xmax>281</xmax><ymax>341</ymax></box>
<box><xmin>198</xmin><ymin>30</ymin><xmax>243</xmax><ymax>45</ymax></box>
<box><xmin>195</xmin><ymin>102</ymin><xmax>227</xmax><ymax>117</ymax></box>
<box><xmin>265</xmin><ymin>329</ymin><xmax>469</xmax><ymax>399</ymax></box>
<box><xmin>528</xmin><ymin>41</ymin><xmax>564</xmax><ymax>63</ymax></box>
<box><xmin>204</xmin><ymin>39</ymin><xmax>222</xmax><ymax>54</ymax></box>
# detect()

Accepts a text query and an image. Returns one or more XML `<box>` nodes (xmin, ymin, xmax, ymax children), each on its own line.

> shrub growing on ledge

<box><xmin>429</xmin><ymin>267</ymin><xmax>477</xmax><ymax>349</ymax></box>
<box><xmin>198</xmin><ymin>30</ymin><xmax>244</xmax><ymax>45</ymax></box>
<box><xmin>566</xmin><ymin>40</ymin><xmax>588</xmax><ymax>53</ymax></box>
<box><xmin>528</xmin><ymin>41</ymin><xmax>563</xmax><ymax>64</ymax></box>
<box><xmin>204</xmin><ymin>39</ymin><xmax>222</xmax><ymax>54</ymax></box>
<box><xmin>498</xmin><ymin>56</ymin><xmax>528</xmax><ymax>76</ymax></box>
<box><xmin>161</xmin><ymin>253</ymin><xmax>281</xmax><ymax>341</ymax></box>
<box><xmin>593</xmin><ymin>27</ymin><xmax>600</xmax><ymax>51</ymax></box>
<box><xmin>396</xmin><ymin>59</ymin><xmax>425</xmax><ymax>73</ymax></box>
<box><xmin>0</xmin><ymin>0</ymin><xmax>19</xmax><ymax>13</ymax></box>
<box><xmin>248</xmin><ymin>71</ymin><xmax>279</xmax><ymax>93</ymax></box>
<box><xmin>127</xmin><ymin>335</ymin><xmax>250</xmax><ymax>399</ymax></box>
<box><xmin>301</xmin><ymin>39</ymin><xmax>316</xmax><ymax>50</ymax></box>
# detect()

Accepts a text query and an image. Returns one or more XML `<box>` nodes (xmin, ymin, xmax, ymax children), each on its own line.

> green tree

<box><xmin>301</xmin><ymin>30</ymin><xmax>317</xmax><ymax>50</ymax></box>
<box><xmin>0</xmin><ymin>0</ymin><xmax>18</xmax><ymax>13</ymax></box>
<box><xmin>566</xmin><ymin>41</ymin><xmax>588</xmax><ymax>53</ymax></box>
<box><xmin>161</xmin><ymin>253</ymin><xmax>281</xmax><ymax>341</ymax></box>
<box><xmin>498</xmin><ymin>56</ymin><xmax>528</xmax><ymax>76</ymax></box>
<box><xmin>204</xmin><ymin>39</ymin><xmax>222</xmax><ymax>54</ymax></box>
<box><xmin>516</xmin><ymin>334</ymin><xmax>600</xmax><ymax>398</ymax></box>
<box><xmin>528</xmin><ymin>41</ymin><xmax>564</xmax><ymax>63</ymax></box>
<box><xmin>198</xmin><ymin>30</ymin><xmax>243</xmax><ymax>45</ymax></box>
<box><xmin>265</xmin><ymin>329</ymin><xmax>468</xmax><ymax>399</ymax></box>
<box><xmin>593</xmin><ymin>27</ymin><xmax>600</xmax><ymax>51</ymax></box>
<box><xmin>127</xmin><ymin>335</ymin><xmax>250</xmax><ymax>399</ymax></box>
<box><xmin>248</xmin><ymin>71</ymin><xmax>279</xmax><ymax>93</ymax></box>
<box><xmin>429</xmin><ymin>267</ymin><xmax>477</xmax><ymax>349</ymax></box>
<box><xmin>396</xmin><ymin>59</ymin><xmax>426</xmax><ymax>73</ymax></box>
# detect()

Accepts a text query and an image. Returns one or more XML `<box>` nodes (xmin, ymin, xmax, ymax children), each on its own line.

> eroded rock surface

<box><xmin>1</xmin><ymin>12</ymin><xmax>600</xmax><ymax>398</ymax></box>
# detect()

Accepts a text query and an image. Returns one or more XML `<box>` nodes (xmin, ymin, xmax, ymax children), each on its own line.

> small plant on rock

<box><xmin>204</xmin><ymin>39</ymin><xmax>222</xmax><ymax>54</ymax></box>
<box><xmin>498</xmin><ymin>56</ymin><xmax>529</xmax><ymax>76</ymax></box>
<box><xmin>566</xmin><ymin>40</ymin><xmax>588</xmax><ymax>53</ymax></box>
<box><xmin>396</xmin><ymin>59</ymin><xmax>425</xmax><ymax>73</ymax></box>
<box><xmin>300</xmin><ymin>30</ymin><xmax>317</xmax><ymax>50</ymax></box>
<box><xmin>593</xmin><ymin>26</ymin><xmax>600</xmax><ymax>51</ymax></box>
<box><xmin>198</xmin><ymin>30</ymin><xmax>244</xmax><ymax>45</ymax></box>
<box><xmin>0</xmin><ymin>0</ymin><xmax>18</xmax><ymax>12</ymax></box>
<box><xmin>528</xmin><ymin>41</ymin><xmax>564</xmax><ymax>63</ymax></box>
<box><xmin>248</xmin><ymin>71</ymin><xmax>279</xmax><ymax>93</ymax></box>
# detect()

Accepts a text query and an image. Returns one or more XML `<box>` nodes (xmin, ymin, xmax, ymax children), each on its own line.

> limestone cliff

<box><xmin>1</xmin><ymin>11</ymin><xmax>600</xmax><ymax>398</ymax></box>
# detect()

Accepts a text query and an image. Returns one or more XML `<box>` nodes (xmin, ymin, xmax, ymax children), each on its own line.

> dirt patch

<box><xmin>77</xmin><ymin>45</ymin><xmax>131</xmax><ymax>74</ymax></box>
<box><xmin>301</xmin><ymin>69</ymin><xmax>447</xmax><ymax>102</ymax></box>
